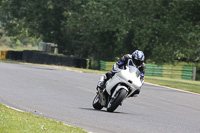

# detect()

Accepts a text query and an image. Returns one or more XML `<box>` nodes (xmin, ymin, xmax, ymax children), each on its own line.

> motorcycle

<box><xmin>92</xmin><ymin>65</ymin><xmax>143</xmax><ymax>112</ymax></box>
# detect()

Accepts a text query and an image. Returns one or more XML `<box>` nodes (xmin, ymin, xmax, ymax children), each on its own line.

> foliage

<box><xmin>0</xmin><ymin>0</ymin><xmax>200</xmax><ymax>64</ymax></box>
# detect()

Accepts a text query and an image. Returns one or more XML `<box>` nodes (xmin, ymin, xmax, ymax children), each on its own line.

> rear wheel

<box><xmin>107</xmin><ymin>89</ymin><xmax>127</xmax><ymax>112</ymax></box>
<box><xmin>92</xmin><ymin>93</ymin><xmax>103</xmax><ymax>110</ymax></box>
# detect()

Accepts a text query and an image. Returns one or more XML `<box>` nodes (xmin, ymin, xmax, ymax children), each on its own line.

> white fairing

<box><xmin>105</xmin><ymin>66</ymin><xmax>142</xmax><ymax>97</ymax></box>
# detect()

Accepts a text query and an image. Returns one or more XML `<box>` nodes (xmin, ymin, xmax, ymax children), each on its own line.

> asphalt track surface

<box><xmin>0</xmin><ymin>62</ymin><xmax>200</xmax><ymax>133</ymax></box>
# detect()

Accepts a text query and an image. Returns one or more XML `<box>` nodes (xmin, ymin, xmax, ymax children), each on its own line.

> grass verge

<box><xmin>0</xmin><ymin>45</ymin><xmax>38</xmax><ymax>51</ymax></box>
<box><xmin>145</xmin><ymin>76</ymin><xmax>200</xmax><ymax>94</ymax></box>
<box><xmin>0</xmin><ymin>104</ymin><xmax>87</xmax><ymax>133</ymax></box>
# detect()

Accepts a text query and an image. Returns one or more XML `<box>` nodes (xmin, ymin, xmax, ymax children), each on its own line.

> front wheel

<box><xmin>92</xmin><ymin>93</ymin><xmax>103</xmax><ymax>110</ymax></box>
<box><xmin>107</xmin><ymin>89</ymin><xmax>127</xmax><ymax>112</ymax></box>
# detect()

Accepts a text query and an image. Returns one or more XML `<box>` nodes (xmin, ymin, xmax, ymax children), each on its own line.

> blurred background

<box><xmin>0</xmin><ymin>0</ymin><xmax>199</xmax><ymax>80</ymax></box>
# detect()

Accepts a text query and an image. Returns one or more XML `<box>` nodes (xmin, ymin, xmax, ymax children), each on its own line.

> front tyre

<box><xmin>107</xmin><ymin>89</ymin><xmax>127</xmax><ymax>112</ymax></box>
<box><xmin>92</xmin><ymin>93</ymin><xmax>103</xmax><ymax>110</ymax></box>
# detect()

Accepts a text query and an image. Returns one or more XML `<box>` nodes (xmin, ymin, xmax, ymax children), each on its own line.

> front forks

<box><xmin>97</xmin><ymin>88</ymin><xmax>107</xmax><ymax>106</ymax></box>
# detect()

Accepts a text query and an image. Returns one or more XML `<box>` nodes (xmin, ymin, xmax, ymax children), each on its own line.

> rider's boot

<box><xmin>96</xmin><ymin>75</ymin><xmax>107</xmax><ymax>91</ymax></box>
<box><xmin>97</xmin><ymin>81</ymin><xmax>104</xmax><ymax>90</ymax></box>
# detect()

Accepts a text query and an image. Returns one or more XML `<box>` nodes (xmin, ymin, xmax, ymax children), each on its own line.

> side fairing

<box><xmin>105</xmin><ymin>75</ymin><xmax>121</xmax><ymax>95</ymax></box>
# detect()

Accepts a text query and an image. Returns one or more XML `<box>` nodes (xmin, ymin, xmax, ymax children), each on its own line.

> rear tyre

<box><xmin>107</xmin><ymin>89</ymin><xmax>127</xmax><ymax>112</ymax></box>
<box><xmin>92</xmin><ymin>93</ymin><xmax>103</xmax><ymax>110</ymax></box>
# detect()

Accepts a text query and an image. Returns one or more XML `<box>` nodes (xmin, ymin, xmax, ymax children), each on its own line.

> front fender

<box><xmin>115</xmin><ymin>84</ymin><xmax>129</xmax><ymax>92</ymax></box>
<box><xmin>111</xmin><ymin>85</ymin><xmax>128</xmax><ymax>99</ymax></box>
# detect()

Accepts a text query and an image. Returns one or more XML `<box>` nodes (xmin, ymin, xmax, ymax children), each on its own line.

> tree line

<box><xmin>0</xmin><ymin>0</ymin><xmax>200</xmax><ymax>64</ymax></box>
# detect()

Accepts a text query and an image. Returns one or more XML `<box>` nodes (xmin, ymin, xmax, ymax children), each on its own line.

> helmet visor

<box><xmin>133</xmin><ymin>59</ymin><xmax>143</xmax><ymax>66</ymax></box>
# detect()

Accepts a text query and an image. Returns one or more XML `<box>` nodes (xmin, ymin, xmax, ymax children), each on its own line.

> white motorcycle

<box><xmin>92</xmin><ymin>65</ymin><xmax>143</xmax><ymax>112</ymax></box>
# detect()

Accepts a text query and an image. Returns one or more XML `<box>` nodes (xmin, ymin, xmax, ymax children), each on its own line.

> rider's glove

<box><xmin>140</xmin><ymin>72</ymin><xmax>144</xmax><ymax>78</ymax></box>
<box><xmin>112</xmin><ymin>63</ymin><xmax>121</xmax><ymax>73</ymax></box>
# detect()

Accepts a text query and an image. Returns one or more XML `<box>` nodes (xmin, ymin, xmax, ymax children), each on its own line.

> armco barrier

<box><xmin>100</xmin><ymin>60</ymin><xmax>106</xmax><ymax>71</ymax></box>
<box><xmin>99</xmin><ymin>60</ymin><xmax>196</xmax><ymax>80</ymax></box>
<box><xmin>7</xmin><ymin>51</ymin><xmax>23</xmax><ymax>60</ymax></box>
<box><xmin>145</xmin><ymin>64</ymin><xmax>162</xmax><ymax>77</ymax></box>
<box><xmin>0</xmin><ymin>50</ymin><xmax>87</xmax><ymax>68</ymax></box>
<box><xmin>22</xmin><ymin>50</ymin><xmax>87</xmax><ymax>68</ymax></box>
<box><xmin>162</xmin><ymin>65</ymin><xmax>182</xmax><ymax>79</ymax></box>
<box><xmin>182</xmin><ymin>66</ymin><xmax>193</xmax><ymax>80</ymax></box>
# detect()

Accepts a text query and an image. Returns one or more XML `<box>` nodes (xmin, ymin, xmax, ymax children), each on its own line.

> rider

<box><xmin>97</xmin><ymin>50</ymin><xmax>146</xmax><ymax>92</ymax></box>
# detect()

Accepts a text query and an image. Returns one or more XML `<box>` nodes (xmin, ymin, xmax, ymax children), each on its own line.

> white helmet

<box><xmin>132</xmin><ymin>50</ymin><xmax>145</xmax><ymax>66</ymax></box>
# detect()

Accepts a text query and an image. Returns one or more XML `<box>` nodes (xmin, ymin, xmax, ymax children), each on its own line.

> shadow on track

<box><xmin>79</xmin><ymin>107</ymin><xmax>130</xmax><ymax>114</ymax></box>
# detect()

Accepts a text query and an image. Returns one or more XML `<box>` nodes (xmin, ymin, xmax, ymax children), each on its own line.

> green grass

<box><xmin>0</xmin><ymin>59</ymin><xmax>17</xmax><ymax>63</ymax></box>
<box><xmin>145</xmin><ymin>76</ymin><xmax>200</xmax><ymax>93</ymax></box>
<box><xmin>0</xmin><ymin>104</ymin><xmax>87</xmax><ymax>133</ymax></box>
<box><xmin>0</xmin><ymin>45</ymin><xmax>38</xmax><ymax>51</ymax></box>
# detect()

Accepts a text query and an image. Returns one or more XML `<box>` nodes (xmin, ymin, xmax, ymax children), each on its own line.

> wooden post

<box><xmin>193</xmin><ymin>67</ymin><xmax>196</xmax><ymax>80</ymax></box>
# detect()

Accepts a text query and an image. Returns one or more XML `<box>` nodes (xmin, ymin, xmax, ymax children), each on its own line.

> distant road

<box><xmin>0</xmin><ymin>62</ymin><xmax>200</xmax><ymax>133</ymax></box>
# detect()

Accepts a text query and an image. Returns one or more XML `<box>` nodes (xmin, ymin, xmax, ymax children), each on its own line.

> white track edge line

<box><xmin>3</xmin><ymin>104</ymin><xmax>25</xmax><ymax>112</ymax></box>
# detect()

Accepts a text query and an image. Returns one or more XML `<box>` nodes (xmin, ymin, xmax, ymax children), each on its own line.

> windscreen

<box><xmin>129</xmin><ymin>66</ymin><xmax>141</xmax><ymax>78</ymax></box>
